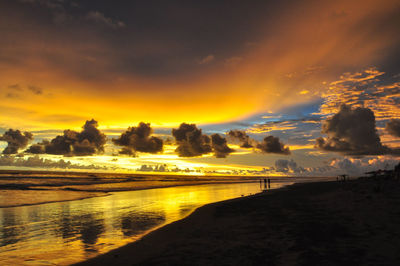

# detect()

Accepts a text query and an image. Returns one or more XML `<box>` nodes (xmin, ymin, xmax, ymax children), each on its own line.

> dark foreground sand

<box><xmin>77</xmin><ymin>179</ymin><xmax>400</xmax><ymax>266</ymax></box>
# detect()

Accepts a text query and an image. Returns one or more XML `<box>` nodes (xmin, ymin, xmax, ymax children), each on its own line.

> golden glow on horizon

<box><xmin>0</xmin><ymin>71</ymin><xmax>265</xmax><ymax>130</ymax></box>
<box><xmin>19</xmin><ymin>152</ymin><xmax>279</xmax><ymax>176</ymax></box>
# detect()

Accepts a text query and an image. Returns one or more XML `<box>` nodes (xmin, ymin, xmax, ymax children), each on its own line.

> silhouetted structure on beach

<box><xmin>337</xmin><ymin>174</ymin><xmax>349</xmax><ymax>182</ymax></box>
<box><xmin>366</xmin><ymin>169</ymin><xmax>394</xmax><ymax>180</ymax></box>
<box><xmin>364</xmin><ymin>162</ymin><xmax>400</xmax><ymax>180</ymax></box>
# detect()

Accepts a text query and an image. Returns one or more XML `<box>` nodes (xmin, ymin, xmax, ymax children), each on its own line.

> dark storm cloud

<box><xmin>257</xmin><ymin>136</ymin><xmax>291</xmax><ymax>155</ymax></box>
<box><xmin>386</xmin><ymin>119</ymin><xmax>400</xmax><ymax>137</ymax></box>
<box><xmin>227</xmin><ymin>129</ymin><xmax>291</xmax><ymax>155</ymax></box>
<box><xmin>42</xmin><ymin>133</ymin><xmax>75</xmax><ymax>155</ymax></box>
<box><xmin>173</xmin><ymin>124</ymin><xmax>290</xmax><ymax>156</ymax></box>
<box><xmin>0</xmin><ymin>129</ymin><xmax>33</xmax><ymax>154</ymax></box>
<box><xmin>103</xmin><ymin>1</ymin><xmax>277</xmax><ymax>76</ymax></box>
<box><xmin>26</xmin><ymin>119</ymin><xmax>106</xmax><ymax>156</ymax></box>
<box><xmin>26</xmin><ymin>143</ymin><xmax>46</xmax><ymax>154</ymax></box>
<box><xmin>227</xmin><ymin>130</ymin><xmax>253</xmax><ymax>148</ymax></box>
<box><xmin>211</xmin><ymin>134</ymin><xmax>234</xmax><ymax>158</ymax></box>
<box><xmin>118</xmin><ymin>147</ymin><xmax>136</xmax><ymax>156</ymax></box>
<box><xmin>78</xmin><ymin>119</ymin><xmax>107</xmax><ymax>151</ymax></box>
<box><xmin>172</xmin><ymin>123</ymin><xmax>211</xmax><ymax>157</ymax></box>
<box><xmin>274</xmin><ymin>159</ymin><xmax>304</xmax><ymax>173</ymax></box>
<box><xmin>3</xmin><ymin>0</ymin><xmax>398</xmax><ymax>87</ymax></box>
<box><xmin>2</xmin><ymin>0</ymin><xmax>283</xmax><ymax>80</ymax></box>
<box><xmin>112</xmin><ymin>122</ymin><xmax>163</xmax><ymax>154</ymax></box>
<box><xmin>315</xmin><ymin>104</ymin><xmax>397</xmax><ymax>155</ymax></box>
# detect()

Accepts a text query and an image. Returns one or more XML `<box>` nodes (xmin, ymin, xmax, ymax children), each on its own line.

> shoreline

<box><xmin>76</xmin><ymin>178</ymin><xmax>400</xmax><ymax>265</ymax></box>
<box><xmin>0</xmin><ymin>191</ymin><xmax>111</xmax><ymax>209</ymax></box>
<box><xmin>0</xmin><ymin>180</ymin><xmax>263</xmax><ymax>209</ymax></box>
<box><xmin>75</xmin><ymin>183</ymin><xmax>295</xmax><ymax>266</ymax></box>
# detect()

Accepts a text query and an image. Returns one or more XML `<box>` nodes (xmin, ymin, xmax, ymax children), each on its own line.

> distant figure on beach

<box><xmin>338</xmin><ymin>174</ymin><xmax>348</xmax><ymax>182</ymax></box>
<box><xmin>264</xmin><ymin>178</ymin><xmax>267</xmax><ymax>190</ymax></box>
<box><xmin>260</xmin><ymin>179</ymin><xmax>262</xmax><ymax>189</ymax></box>
<box><xmin>268</xmin><ymin>178</ymin><xmax>271</xmax><ymax>189</ymax></box>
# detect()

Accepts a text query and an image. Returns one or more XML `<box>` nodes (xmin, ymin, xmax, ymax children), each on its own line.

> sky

<box><xmin>0</xmin><ymin>0</ymin><xmax>399</xmax><ymax>176</ymax></box>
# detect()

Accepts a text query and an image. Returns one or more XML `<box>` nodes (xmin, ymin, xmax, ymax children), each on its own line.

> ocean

<box><xmin>0</xmin><ymin>171</ymin><xmax>333</xmax><ymax>265</ymax></box>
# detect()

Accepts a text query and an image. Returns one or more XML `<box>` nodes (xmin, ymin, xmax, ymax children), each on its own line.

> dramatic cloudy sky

<box><xmin>0</xmin><ymin>0</ymin><xmax>399</xmax><ymax>176</ymax></box>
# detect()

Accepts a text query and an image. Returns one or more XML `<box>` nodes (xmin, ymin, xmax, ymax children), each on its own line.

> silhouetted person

<box><xmin>264</xmin><ymin>178</ymin><xmax>267</xmax><ymax>190</ymax></box>
<box><xmin>260</xmin><ymin>179</ymin><xmax>262</xmax><ymax>189</ymax></box>
<box><xmin>268</xmin><ymin>178</ymin><xmax>271</xmax><ymax>189</ymax></box>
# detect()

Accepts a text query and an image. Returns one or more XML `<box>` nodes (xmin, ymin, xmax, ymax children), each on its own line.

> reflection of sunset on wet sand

<box><xmin>0</xmin><ymin>182</ymin><xmax>272</xmax><ymax>265</ymax></box>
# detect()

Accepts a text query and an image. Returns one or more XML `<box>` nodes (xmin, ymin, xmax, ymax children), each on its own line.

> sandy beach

<box><xmin>77</xmin><ymin>178</ymin><xmax>400</xmax><ymax>265</ymax></box>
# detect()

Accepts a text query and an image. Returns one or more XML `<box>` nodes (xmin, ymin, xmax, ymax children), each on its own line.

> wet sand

<box><xmin>0</xmin><ymin>190</ymin><xmax>108</xmax><ymax>208</ymax></box>
<box><xmin>0</xmin><ymin>169</ymin><xmax>264</xmax><ymax>207</ymax></box>
<box><xmin>0</xmin><ymin>182</ymin><xmax>268</xmax><ymax>265</ymax></box>
<box><xmin>77</xmin><ymin>178</ymin><xmax>400</xmax><ymax>266</ymax></box>
<box><xmin>0</xmin><ymin>181</ymin><xmax>261</xmax><ymax>208</ymax></box>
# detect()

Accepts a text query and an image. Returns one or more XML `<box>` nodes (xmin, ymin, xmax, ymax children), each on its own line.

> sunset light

<box><xmin>0</xmin><ymin>0</ymin><xmax>399</xmax><ymax>265</ymax></box>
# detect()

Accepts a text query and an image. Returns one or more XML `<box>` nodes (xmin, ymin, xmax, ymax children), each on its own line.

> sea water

<box><xmin>0</xmin><ymin>181</ymin><xmax>291</xmax><ymax>265</ymax></box>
